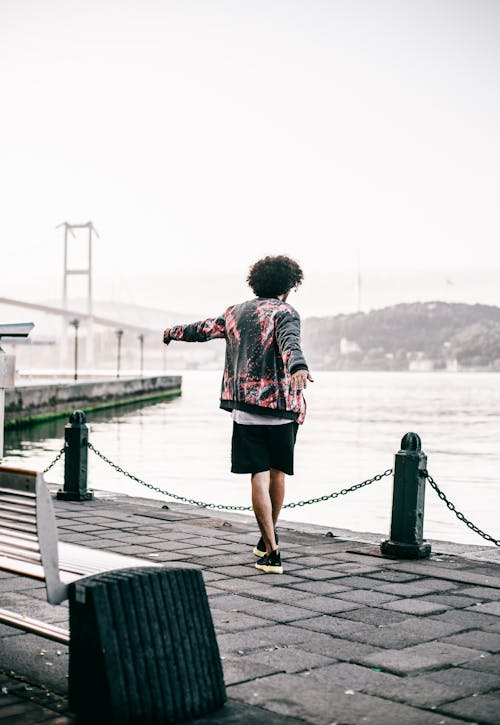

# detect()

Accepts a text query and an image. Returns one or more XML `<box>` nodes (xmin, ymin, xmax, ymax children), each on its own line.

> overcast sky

<box><xmin>1</xmin><ymin>0</ymin><xmax>499</xmax><ymax>319</ymax></box>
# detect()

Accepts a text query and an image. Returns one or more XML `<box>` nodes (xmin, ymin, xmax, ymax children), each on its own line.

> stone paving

<box><xmin>1</xmin><ymin>489</ymin><xmax>500</xmax><ymax>724</ymax></box>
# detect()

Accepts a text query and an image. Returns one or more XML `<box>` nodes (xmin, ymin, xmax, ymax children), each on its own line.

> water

<box><xmin>4</xmin><ymin>371</ymin><xmax>500</xmax><ymax>548</ymax></box>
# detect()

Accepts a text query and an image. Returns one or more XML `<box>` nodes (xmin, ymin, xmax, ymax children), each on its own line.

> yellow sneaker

<box><xmin>253</xmin><ymin>530</ymin><xmax>279</xmax><ymax>558</ymax></box>
<box><xmin>255</xmin><ymin>549</ymin><xmax>283</xmax><ymax>574</ymax></box>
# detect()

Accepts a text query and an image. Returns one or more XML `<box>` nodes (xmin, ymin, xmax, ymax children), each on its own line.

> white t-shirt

<box><xmin>231</xmin><ymin>409</ymin><xmax>293</xmax><ymax>426</ymax></box>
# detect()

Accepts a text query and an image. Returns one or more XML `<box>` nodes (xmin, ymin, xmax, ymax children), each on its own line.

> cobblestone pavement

<box><xmin>1</xmin><ymin>490</ymin><xmax>500</xmax><ymax>724</ymax></box>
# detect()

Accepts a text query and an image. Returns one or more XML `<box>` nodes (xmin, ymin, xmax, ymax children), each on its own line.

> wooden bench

<box><xmin>0</xmin><ymin>464</ymin><xmax>226</xmax><ymax>722</ymax></box>
<box><xmin>0</xmin><ymin>464</ymin><xmax>158</xmax><ymax>643</ymax></box>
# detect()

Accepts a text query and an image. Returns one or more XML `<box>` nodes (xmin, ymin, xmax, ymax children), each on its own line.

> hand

<box><xmin>163</xmin><ymin>329</ymin><xmax>171</xmax><ymax>345</ymax></box>
<box><xmin>290</xmin><ymin>369</ymin><xmax>314</xmax><ymax>391</ymax></box>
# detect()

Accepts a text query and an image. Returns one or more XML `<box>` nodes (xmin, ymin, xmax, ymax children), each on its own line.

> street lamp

<box><xmin>69</xmin><ymin>318</ymin><xmax>80</xmax><ymax>381</ymax></box>
<box><xmin>138</xmin><ymin>333</ymin><xmax>144</xmax><ymax>377</ymax></box>
<box><xmin>114</xmin><ymin>328</ymin><xmax>123</xmax><ymax>379</ymax></box>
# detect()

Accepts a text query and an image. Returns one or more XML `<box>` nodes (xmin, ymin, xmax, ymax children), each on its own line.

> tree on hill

<box><xmin>449</xmin><ymin>321</ymin><xmax>500</xmax><ymax>369</ymax></box>
<box><xmin>302</xmin><ymin>301</ymin><xmax>500</xmax><ymax>370</ymax></box>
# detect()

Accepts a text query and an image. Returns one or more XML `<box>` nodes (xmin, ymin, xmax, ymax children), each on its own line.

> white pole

<box><xmin>86</xmin><ymin>222</ymin><xmax>94</xmax><ymax>370</ymax></box>
<box><xmin>0</xmin><ymin>351</ymin><xmax>15</xmax><ymax>460</ymax></box>
<box><xmin>61</xmin><ymin>223</ymin><xmax>69</xmax><ymax>372</ymax></box>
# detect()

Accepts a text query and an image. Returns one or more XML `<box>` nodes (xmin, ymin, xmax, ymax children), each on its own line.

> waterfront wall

<box><xmin>5</xmin><ymin>375</ymin><xmax>182</xmax><ymax>427</ymax></box>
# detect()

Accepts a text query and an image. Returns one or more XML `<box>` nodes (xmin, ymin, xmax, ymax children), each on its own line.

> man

<box><xmin>163</xmin><ymin>255</ymin><xmax>313</xmax><ymax>574</ymax></box>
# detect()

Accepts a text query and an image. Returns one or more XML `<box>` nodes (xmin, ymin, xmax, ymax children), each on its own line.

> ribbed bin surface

<box><xmin>68</xmin><ymin>567</ymin><xmax>226</xmax><ymax>724</ymax></box>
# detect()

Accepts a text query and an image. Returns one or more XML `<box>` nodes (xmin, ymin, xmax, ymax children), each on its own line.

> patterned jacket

<box><xmin>169</xmin><ymin>297</ymin><xmax>309</xmax><ymax>423</ymax></box>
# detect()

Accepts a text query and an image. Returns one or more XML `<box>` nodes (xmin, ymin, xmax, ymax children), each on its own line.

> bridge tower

<box><xmin>58</xmin><ymin>222</ymin><xmax>99</xmax><ymax>371</ymax></box>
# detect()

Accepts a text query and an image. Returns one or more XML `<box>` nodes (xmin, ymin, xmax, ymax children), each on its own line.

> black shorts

<box><xmin>231</xmin><ymin>422</ymin><xmax>299</xmax><ymax>476</ymax></box>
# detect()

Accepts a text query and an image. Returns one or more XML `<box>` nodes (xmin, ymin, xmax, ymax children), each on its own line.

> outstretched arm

<box><xmin>275</xmin><ymin>308</ymin><xmax>314</xmax><ymax>389</ymax></box>
<box><xmin>275</xmin><ymin>309</ymin><xmax>308</xmax><ymax>371</ymax></box>
<box><xmin>163</xmin><ymin>315</ymin><xmax>226</xmax><ymax>345</ymax></box>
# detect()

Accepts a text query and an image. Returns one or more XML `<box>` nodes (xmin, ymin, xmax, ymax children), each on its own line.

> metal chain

<box><xmin>424</xmin><ymin>470</ymin><xmax>500</xmax><ymax>547</ymax></box>
<box><xmin>282</xmin><ymin>469</ymin><xmax>393</xmax><ymax>508</ymax></box>
<box><xmin>41</xmin><ymin>438</ymin><xmax>500</xmax><ymax>547</ymax></box>
<box><xmin>43</xmin><ymin>446</ymin><xmax>66</xmax><ymax>474</ymax></box>
<box><xmin>87</xmin><ymin>440</ymin><xmax>392</xmax><ymax>511</ymax></box>
<box><xmin>87</xmin><ymin>441</ymin><xmax>252</xmax><ymax>510</ymax></box>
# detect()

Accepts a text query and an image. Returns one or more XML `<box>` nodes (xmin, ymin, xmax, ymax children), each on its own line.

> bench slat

<box><xmin>57</xmin><ymin>541</ymin><xmax>159</xmax><ymax>577</ymax></box>
<box><xmin>0</xmin><ymin>533</ymin><xmax>40</xmax><ymax>552</ymax></box>
<box><xmin>0</xmin><ymin>607</ymin><xmax>69</xmax><ymax>644</ymax></box>
<box><xmin>0</xmin><ymin>510</ymin><xmax>37</xmax><ymax>526</ymax></box>
<box><xmin>0</xmin><ymin>546</ymin><xmax>159</xmax><ymax>589</ymax></box>
<box><xmin>0</xmin><ymin>526</ymin><xmax>37</xmax><ymax>543</ymax></box>
<box><xmin>0</xmin><ymin>519</ymin><xmax>37</xmax><ymax>535</ymax></box>
<box><xmin>0</xmin><ymin>554</ymin><xmax>45</xmax><ymax>580</ymax></box>
<box><xmin>0</xmin><ymin>544</ymin><xmax>41</xmax><ymax>564</ymax></box>
<box><xmin>0</xmin><ymin>484</ymin><xmax>36</xmax><ymax>498</ymax></box>
<box><xmin>0</xmin><ymin>493</ymin><xmax>36</xmax><ymax>508</ymax></box>
<box><xmin>0</xmin><ymin>503</ymin><xmax>37</xmax><ymax>519</ymax></box>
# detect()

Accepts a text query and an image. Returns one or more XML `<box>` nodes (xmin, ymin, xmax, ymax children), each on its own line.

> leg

<box><xmin>251</xmin><ymin>471</ymin><xmax>278</xmax><ymax>554</ymax></box>
<box><xmin>269</xmin><ymin>468</ymin><xmax>285</xmax><ymax>525</ymax></box>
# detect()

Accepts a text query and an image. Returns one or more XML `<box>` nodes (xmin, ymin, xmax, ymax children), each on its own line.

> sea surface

<box><xmin>4</xmin><ymin>370</ymin><xmax>500</xmax><ymax>548</ymax></box>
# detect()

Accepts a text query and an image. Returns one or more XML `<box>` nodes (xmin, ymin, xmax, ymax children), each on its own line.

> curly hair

<box><xmin>247</xmin><ymin>255</ymin><xmax>304</xmax><ymax>298</ymax></box>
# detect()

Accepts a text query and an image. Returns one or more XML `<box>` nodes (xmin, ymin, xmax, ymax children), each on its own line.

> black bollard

<box><xmin>380</xmin><ymin>432</ymin><xmax>431</xmax><ymax>559</ymax></box>
<box><xmin>57</xmin><ymin>410</ymin><xmax>93</xmax><ymax>501</ymax></box>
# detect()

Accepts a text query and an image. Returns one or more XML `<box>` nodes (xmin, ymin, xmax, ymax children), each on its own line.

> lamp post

<box><xmin>115</xmin><ymin>328</ymin><xmax>123</xmax><ymax>379</ymax></box>
<box><xmin>138</xmin><ymin>333</ymin><xmax>144</xmax><ymax>377</ymax></box>
<box><xmin>69</xmin><ymin>318</ymin><xmax>80</xmax><ymax>381</ymax></box>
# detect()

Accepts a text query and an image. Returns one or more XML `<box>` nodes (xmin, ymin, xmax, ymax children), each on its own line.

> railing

<box><xmin>44</xmin><ymin>410</ymin><xmax>500</xmax><ymax>558</ymax></box>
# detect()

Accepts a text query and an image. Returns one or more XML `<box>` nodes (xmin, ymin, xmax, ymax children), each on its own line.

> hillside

<box><xmin>302</xmin><ymin>302</ymin><xmax>500</xmax><ymax>371</ymax></box>
<box><xmin>11</xmin><ymin>298</ymin><xmax>500</xmax><ymax>372</ymax></box>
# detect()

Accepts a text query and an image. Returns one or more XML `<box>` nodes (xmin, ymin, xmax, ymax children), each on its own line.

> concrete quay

<box><xmin>4</xmin><ymin>375</ymin><xmax>181</xmax><ymax>427</ymax></box>
<box><xmin>1</xmin><ymin>489</ymin><xmax>500</xmax><ymax>724</ymax></box>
